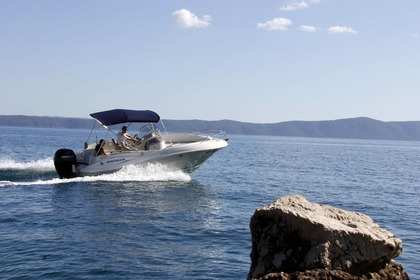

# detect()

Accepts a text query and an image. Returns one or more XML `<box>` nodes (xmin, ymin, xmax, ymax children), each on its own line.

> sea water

<box><xmin>0</xmin><ymin>126</ymin><xmax>419</xmax><ymax>279</ymax></box>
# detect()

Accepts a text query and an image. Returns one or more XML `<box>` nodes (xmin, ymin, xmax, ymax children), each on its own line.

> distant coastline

<box><xmin>1</xmin><ymin>115</ymin><xmax>420</xmax><ymax>141</ymax></box>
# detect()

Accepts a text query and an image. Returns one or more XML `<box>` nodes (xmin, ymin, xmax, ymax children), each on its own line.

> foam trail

<box><xmin>0</xmin><ymin>163</ymin><xmax>191</xmax><ymax>187</ymax></box>
<box><xmin>0</xmin><ymin>158</ymin><xmax>54</xmax><ymax>171</ymax></box>
<box><xmin>0</xmin><ymin>178</ymin><xmax>65</xmax><ymax>187</ymax></box>
<box><xmin>95</xmin><ymin>164</ymin><xmax>192</xmax><ymax>182</ymax></box>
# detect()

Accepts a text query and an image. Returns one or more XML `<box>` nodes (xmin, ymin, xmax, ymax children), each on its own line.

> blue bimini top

<box><xmin>90</xmin><ymin>109</ymin><xmax>160</xmax><ymax>125</ymax></box>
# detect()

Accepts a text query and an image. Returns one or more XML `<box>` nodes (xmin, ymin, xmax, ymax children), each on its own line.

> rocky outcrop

<box><xmin>248</xmin><ymin>195</ymin><xmax>409</xmax><ymax>280</ymax></box>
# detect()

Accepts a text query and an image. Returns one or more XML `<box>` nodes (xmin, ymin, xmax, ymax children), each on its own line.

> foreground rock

<box><xmin>248</xmin><ymin>195</ymin><xmax>409</xmax><ymax>280</ymax></box>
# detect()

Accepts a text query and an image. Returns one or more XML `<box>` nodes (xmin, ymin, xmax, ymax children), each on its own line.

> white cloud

<box><xmin>411</xmin><ymin>33</ymin><xmax>418</xmax><ymax>37</ymax></box>
<box><xmin>279</xmin><ymin>0</ymin><xmax>320</xmax><ymax>11</ymax></box>
<box><xmin>257</xmin><ymin>18</ymin><xmax>292</xmax><ymax>31</ymax></box>
<box><xmin>298</xmin><ymin>25</ymin><xmax>319</xmax><ymax>32</ymax></box>
<box><xmin>328</xmin><ymin>26</ymin><xmax>358</xmax><ymax>34</ymax></box>
<box><xmin>172</xmin><ymin>9</ymin><xmax>211</xmax><ymax>29</ymax></box>
<box><xmin>280</xmin><ymin>1</ymin><xmax>309</xmax><ymax>11</ymax></box>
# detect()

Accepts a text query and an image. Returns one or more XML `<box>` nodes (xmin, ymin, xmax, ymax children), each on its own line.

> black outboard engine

<box><xmin>54</xmin><ymin>149</ymin><xmax>77</xmax><ymax>179</ymax></box>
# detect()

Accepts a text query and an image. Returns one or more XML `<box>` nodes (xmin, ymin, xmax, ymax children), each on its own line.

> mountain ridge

<box><xmin>1</xmin><ymin>115</ymin><xmax>420</xmax><ymax>141</ymax></box>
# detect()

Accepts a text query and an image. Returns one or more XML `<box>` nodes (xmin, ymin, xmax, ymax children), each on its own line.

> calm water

<box><xmin>0</xmin><ymin>127</ymin><xmax>419</xmax><ymax>279</ymax></box>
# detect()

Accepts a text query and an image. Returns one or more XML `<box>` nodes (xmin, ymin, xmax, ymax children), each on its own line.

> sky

<box><xmin>0</xmin><ymin>0</ymin><xmax>419</xmax><ymax>123</ymax></box>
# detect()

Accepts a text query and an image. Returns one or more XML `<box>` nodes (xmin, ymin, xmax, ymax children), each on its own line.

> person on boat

<box><xmin>94</xmin><ymin>139</ymin><xmax>106</xmax><ymax>156</ymax></box>
<box><xmin>117</xmin><ymin>126</ymin><xmax>138</xmax><ymax>149</ymax></box>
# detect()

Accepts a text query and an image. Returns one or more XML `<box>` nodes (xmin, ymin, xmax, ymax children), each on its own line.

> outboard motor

<box><xmin>54</xmin><ymin>149</ymin><xmax>77</xmax><ymax>179</ymax></box>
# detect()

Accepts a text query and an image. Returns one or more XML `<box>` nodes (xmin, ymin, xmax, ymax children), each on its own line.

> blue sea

<box><xmin>0</xmin><ymin>126</ymin><xmax>419</xmax><ymax>279</ymax></box>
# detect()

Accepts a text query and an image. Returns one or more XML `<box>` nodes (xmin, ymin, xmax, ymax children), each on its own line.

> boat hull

<box><xmin>53</xmin><ymin>110</ymin><xmax>228</xmax><ymax>179</ymax></box>
<box><xmin>72</xmin><ymin>137</ymin><xmax>227</xmax><ymax>177</ymax></box>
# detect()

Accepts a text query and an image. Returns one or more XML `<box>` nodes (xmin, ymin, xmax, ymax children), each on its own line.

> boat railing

<box><xmin>196</xmin><ymin>129</ymin><xmax>227</xmax><ymax>139</ymax></box>
<box><xmin>162</xmin><ymin>129</ymin><xmax>227</xmax><ymax>139</ymax></box>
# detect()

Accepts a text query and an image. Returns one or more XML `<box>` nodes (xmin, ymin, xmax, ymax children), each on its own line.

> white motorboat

<box><xmin>53</xmin><ymin>109</ymin><xmax>228</xmax><ymax>178</ymax></box>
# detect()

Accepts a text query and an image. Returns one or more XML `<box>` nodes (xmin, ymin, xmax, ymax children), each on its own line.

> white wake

<box><xmin>0</xmin><ymin>158</ymin><xmax>55</xmax><ymax>171</ymax></box>
<box><xmin>0</xmin><ymin>159</ymin><xmax>191</xmax><ymax>187</ymax></box>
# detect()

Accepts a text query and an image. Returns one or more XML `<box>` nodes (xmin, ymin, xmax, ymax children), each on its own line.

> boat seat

<box><xmin>111</xmin><ymin>139</ymin><xmax>122</xmax><ymax>151</ymax></box>
<box><xmin>112</xmin><ymin>138</ymin><xmax>138</xmax><ymax>151</ymax></box>
<box><xmin>120</xmin><ymin>142</ymin><xmax>138</xmax><ymax>151</ymax></box>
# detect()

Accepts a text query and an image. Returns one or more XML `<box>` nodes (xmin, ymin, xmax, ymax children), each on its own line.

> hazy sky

<box><xmin>1</xmin><ymin>1</ymin><xmax>419</xmax><ymax>123</ymax></box>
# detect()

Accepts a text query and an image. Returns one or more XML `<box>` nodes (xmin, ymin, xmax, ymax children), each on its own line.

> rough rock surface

<box><xmin>248</xmin><ymin>195</ymin><xmax>409</xmax><ymax>280</ymax></box>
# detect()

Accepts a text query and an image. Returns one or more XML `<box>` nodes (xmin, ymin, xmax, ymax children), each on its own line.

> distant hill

<box><xmin>162</xmin><ymin>117</ymin><xmax>420</xmax><ymax>141</ymax></box>
<box><xmin>1</xmin><ymin>115</ymin><xmax>420</xmax><ymax>141</ymax></box>
<box><xmin>0</xmin><ymin>115</ymin><xmax>92</xmax><ymax>129</ymax></box>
